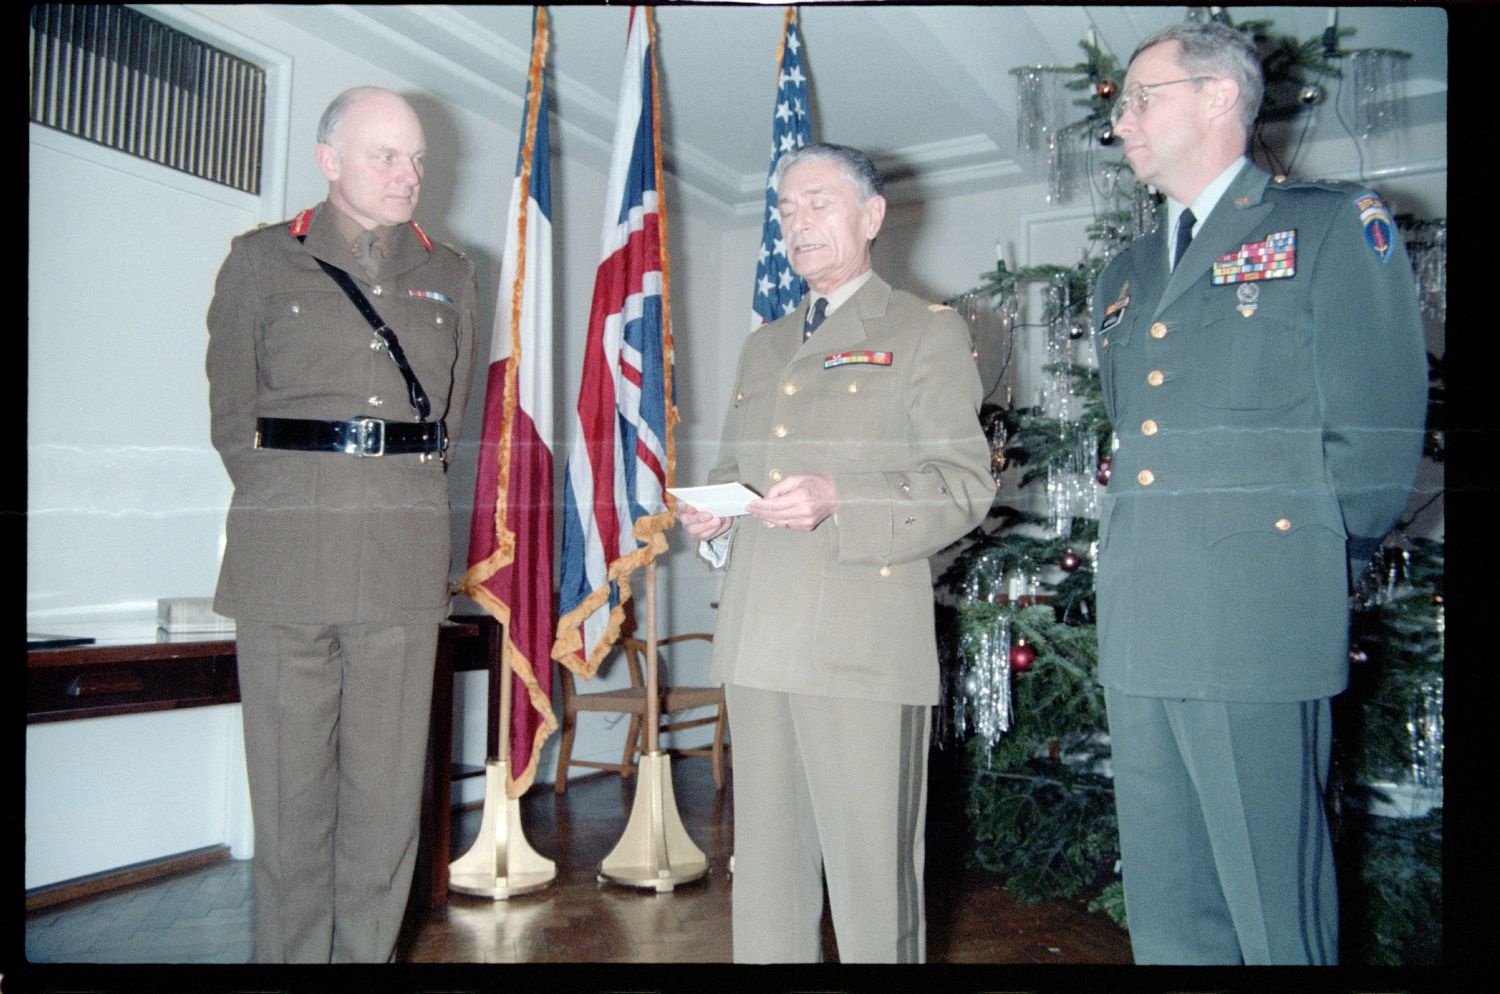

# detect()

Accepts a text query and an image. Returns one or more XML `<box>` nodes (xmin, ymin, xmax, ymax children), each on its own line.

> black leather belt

<box><xmin>254</xmin><ymin>416</ymin><xmax>447</xmax><ymax>458</ymax></box>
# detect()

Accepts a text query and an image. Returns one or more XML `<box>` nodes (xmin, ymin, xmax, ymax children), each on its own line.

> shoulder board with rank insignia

<box><xmin>929</xmin><ymin>303</ymin><xmax>954</xmax><ymax>312</ymax></box>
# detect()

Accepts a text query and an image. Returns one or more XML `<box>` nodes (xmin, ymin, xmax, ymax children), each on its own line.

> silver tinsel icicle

<box><xmin>1407</xmin><ymin>677</ymin><xmax>1443</xmax><ymax>790</ymax></box>
<box><xmin>963</xmin><ymin>610</ymin><xmax>1013</xmax><ymax>758</ymax></box>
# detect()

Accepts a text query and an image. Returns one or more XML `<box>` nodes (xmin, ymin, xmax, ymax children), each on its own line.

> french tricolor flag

<box><xmin>461</xmin><ymin>6</ymin><xmax>557</xmax><ymax>797</ymax></box>
<box><xmin>554</xmin><ymin>5</ymin><xmax>677</xmax><ymax>677</ymax></box>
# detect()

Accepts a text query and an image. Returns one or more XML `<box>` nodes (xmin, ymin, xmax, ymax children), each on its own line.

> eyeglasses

<box><xmin>1110</xmin><ymin>76</ymin><xmax>1216</xmax><ymax>123</ymax></box>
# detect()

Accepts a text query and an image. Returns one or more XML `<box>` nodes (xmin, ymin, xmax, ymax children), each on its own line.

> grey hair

<box><xmin>316</xmin><ymin>87</ymin><xmax>387</xmax><ymax>146</ymax></box>
<box><xmin>773</xmin><ymin>142</ymin><xmax>886</xmax><ymax>204</ymax></box>
<box><xmin>1130</xmin><ymin>21</ymin><xmax>1263</xmax><ymax>133</ymax></box>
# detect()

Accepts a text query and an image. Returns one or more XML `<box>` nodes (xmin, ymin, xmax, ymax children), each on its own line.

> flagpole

<box><xmin>597</xmin><ymin>559</ymin><xmax>708</xmax><ymax>891</ymax></box>
<box><xmin>449</xmin><ymin>645</ymin><xmax>557</xmax><ymax>899</ymax></box>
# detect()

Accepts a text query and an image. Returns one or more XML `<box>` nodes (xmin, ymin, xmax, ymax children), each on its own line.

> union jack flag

<box><xmin>554</xmin><ymin>5</ymin><xmax>676</xmax><ymax>677</ymax></box>
<box><xmin>751</xmin><ymin>6</ymin><xmax>813</xmax><ymax>329</ymax></box>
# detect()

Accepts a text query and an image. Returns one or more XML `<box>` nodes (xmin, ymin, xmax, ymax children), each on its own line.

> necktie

<box><xmin>354</xmin><ymin>229</ymin><xmax>382</xmax><ymax>281</ymax></box>
<box><xmin>1172</xmin><ymin>208</ymin><xmax>1196</xmax><ymax>271</ymax></box>
<box><xmin>803</xmin><ymin>297</ymin><xmax>828</xmax><ymax>341</ymax></box>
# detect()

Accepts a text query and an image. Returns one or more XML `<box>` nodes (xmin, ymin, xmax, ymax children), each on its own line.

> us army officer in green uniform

<box><xmin>206</xmin><ymin>87</ymin><xmax>477</xmax><ymax>962</ymax></box>
<box><xmin>1094</xmin><ymin>23</ymin><xmax>1426</xmax><ymax>964</ymax></box>
<box><xmin>678</xmin><ymin>143</ymin><xmax>994</xmax><ymax>962</ymax></box>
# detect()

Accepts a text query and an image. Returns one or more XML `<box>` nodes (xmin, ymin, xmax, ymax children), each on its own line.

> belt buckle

<box><xmin>353</xmin><ymin>417</ymin><xmax>386</xmax><ymax>457</ymax></box>
<box><xmin>419</xmin><ymin>422</ymin><xmax>447</xmax><ymax>464</ymax></box>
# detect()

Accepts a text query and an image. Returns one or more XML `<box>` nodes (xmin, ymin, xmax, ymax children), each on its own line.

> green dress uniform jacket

<box><xmin>206</xmin><ymin>204</ymin><xmax>478</xmax><ymax>625</ymax></box>
<box><xmin>1091</xmin><ymin>163</ymin><xmax>1427</xmax><ymax>702</ymax></box>
<box><xmin>1091</xmin><ymin>162</ymin><xmax>1427</xmax><ymax>964</ymax></box>
<box><xmin>706</xmin><ymin>274</ymin><xmax>995</xmax><ymax>706</ymax></box>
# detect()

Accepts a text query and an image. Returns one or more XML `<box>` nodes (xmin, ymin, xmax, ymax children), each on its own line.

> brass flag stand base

<box><xmin>596</xmin><ymin>561</ymin><xmax>708</xmax><ymax>892</ymax></box>
<box><xmin>597</xmin><ymin>748</ymin><xmax>708</xmax><ymax>892</ymax></box>
<box><xmin>449</xmin><ymin>759</ymin><xmax>557</xmax><ymax>898</ymax></box>
<box><xmin>449</xmin><ymin>645</ymin><xmax>556</xmax><ymax>899</ymax></box>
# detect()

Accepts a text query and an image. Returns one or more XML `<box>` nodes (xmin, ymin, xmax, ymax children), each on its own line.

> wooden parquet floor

<box><xmin>23</xmin><ymin>753</ymin><xmax>1133</xmax><ymax>969</ymax></box>
<box><xmin>410</xmin><ymin>749</ymin><xmax>1134</xmax><ymax>966</ymax></box>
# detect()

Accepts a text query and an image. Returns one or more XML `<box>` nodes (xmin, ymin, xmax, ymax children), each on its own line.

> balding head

<box><xmin>315</xmin><ymin>87</ymin><xmax>426</xmax><ymax>229</ymax></box>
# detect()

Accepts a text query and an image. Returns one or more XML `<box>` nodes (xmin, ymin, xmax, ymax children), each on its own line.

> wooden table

<box><xmin>26</xmin><ymin>615</ymin><xmax>502</xmax><ymax>910</ymax></box>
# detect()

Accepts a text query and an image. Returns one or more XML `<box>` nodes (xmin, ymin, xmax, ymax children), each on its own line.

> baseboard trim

<box><xmin>26</xmin><ymin>844</ymin><xmax>232</xmax><ymax>913</ymax></box>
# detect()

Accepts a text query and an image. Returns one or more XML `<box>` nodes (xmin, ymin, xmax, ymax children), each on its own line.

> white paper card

<box><xmin>667</xmin><ymin>482</ymin><xmax>761</xmax><ymax>518</ymax></box>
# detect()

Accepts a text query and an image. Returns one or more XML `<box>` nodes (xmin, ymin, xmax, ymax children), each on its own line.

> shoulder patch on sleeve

<box><xmin>1354</xmin><ymin>192</ymin><xmax>1396</xmax><ymax>264</ymax></box>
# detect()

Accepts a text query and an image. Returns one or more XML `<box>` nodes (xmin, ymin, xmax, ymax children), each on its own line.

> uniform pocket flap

<box><xmin>1204</xmin><ymin>490</ymin><xmax>1346</xmax><ymax>547</ymax></box>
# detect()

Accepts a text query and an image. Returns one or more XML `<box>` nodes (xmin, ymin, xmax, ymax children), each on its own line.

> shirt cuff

<box><xmin>699</xmin><ymin>532</ymin><xmax>730</xmax><ymax>570</ymax></box>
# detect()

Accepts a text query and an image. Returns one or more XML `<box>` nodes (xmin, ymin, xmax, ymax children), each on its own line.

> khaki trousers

<box><xmin>237</xmin><ymin>621</ymin><xmax>437</xmax><ymax>963</ymax></box>
<box><xmin>725</xmin><ymin>684</ymin><xmax>929</xmax><ymax>963</ymax></box>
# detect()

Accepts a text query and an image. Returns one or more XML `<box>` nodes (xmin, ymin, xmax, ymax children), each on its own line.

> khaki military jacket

<box><xmin>206</xmin><ymin>204</ymin><xmax>478</xmax><ymax>625</ymax></box>
<box><xmin>1091</xmin><ymin>163</ymin><xmax>1427</xmax><ymax>701</ymax></box>
<box><xmin>705</xmin><ymin>274</ymin><xmax>994</xmax><ymax>705</ymax></box>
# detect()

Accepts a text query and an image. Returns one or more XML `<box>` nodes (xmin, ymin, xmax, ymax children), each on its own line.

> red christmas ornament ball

<box><xmin>1096</xmin><ymin>457</ymin><xmax>1112</xmax><ymax>486</ymax></box>
<box><xmin>1060</xmin><ymin>548</ymin><xmax>1081</xmax><ymax>572</ymax></box>
<box><xmin>1098</xmin><ymin>78</ymin><xmax>1118</xmax><ymax>100</ymax></box>
<box><xmin>1010</xmin><ymin>641</ymin><xmax>1036</xmax><ymax>672</ymax></box>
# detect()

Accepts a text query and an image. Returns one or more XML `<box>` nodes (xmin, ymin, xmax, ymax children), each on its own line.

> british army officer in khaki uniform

<box><xmin>206</xmin><ymin>87</ymin><xmax>477</xmax><ymax>962</ymax></box>
<box><xmin>679</xmin><ymin>143</ymin><xmax>994</xmax><ymax>962</ymax></box>
<box><xmin>1094</xmin><ymin>24</ymin><xmax>1426</xmax><ymax>963</ymax></box>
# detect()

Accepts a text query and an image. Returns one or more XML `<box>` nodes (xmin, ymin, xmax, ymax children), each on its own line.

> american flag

<box><xmin>460</xmin><ymin>6</ymin><xmax>557</xmax><ymax>797</ymax></box>
<box><xmin>554</xmin><ymin>5</ymin><xmax>676</xmax><ymax>677</ymax></box>
<box><xmin>751</xmin><ymin>6</ymin><xmax>813</xmax><ymax>328</ymax></box>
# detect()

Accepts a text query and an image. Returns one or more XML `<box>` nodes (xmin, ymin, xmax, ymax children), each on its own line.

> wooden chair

<box><xmin>553</xmin><ymin>632</ymin><xmax>729</xmax><ymax>793</ymax></box>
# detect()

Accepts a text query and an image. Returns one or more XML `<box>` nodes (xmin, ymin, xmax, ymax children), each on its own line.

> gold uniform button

<box><xmin>879</xmin><ymin>565</ymin><xmax>892</xmax><ymax>577</ymax></box>
<box><xmin>783</xmin><ymin>382</ymin><xmax>797</xmax><ymax>395</ymax></box>
<box><xmin>290</xmin><ymin>302</ymin><xmax>302</xmax><ymax>314</ymax></box>
<box><xmin>1137</xmin><ymin>469</ymin><xmax>1155</xmax><ymax>487</ymax></box>
<box><xmin>1141</xmin><ymin>419</ymin><xmax>1158</xmax><ymax>436</ymax></box>
<box><xmin>434</xmin><ymin>314</ymin><xmax>444</xmax><ymax>325</ymax></box>
<box><xmin>1150</xmin><ymin>322</ymin><xmax>1168</xmax><ymax>339</ymax></box>
<box><xmin>764</xmin><ymin>519</ymin><xmax>777</xmax><ymax>529</ymax></box>
<box><xmin>371</xmin><ymin>285</ymin><xmax>383</xmax><ymax>296</ymax></box>
<box><xmin>1147</xmin><ymin>370</ymin><xmax>1165</xmax><ymax>387</ymax></box>
<box><xmin>769</xmin><ymin>469</ymin><xmax>783</xmax><ymax>482</ymax></box>
<box><xmin>847</xmin><ymin>382</ymin><xmax>859</xmax><ymax>394</ymax></box>
<box><xmin>1275</xmin><ymin>517</ymin><xmax>1292</xmax><ymax>532</ymax></box>
<box><xmin>773</xmin><ymin>424</ymin><xmax>788</xmax><ymax>438</ymax></box>
<box><xmin>1101</xmin><ymin>336</ymin><xmax>1110</xmax><ymax>348</ymax></box>
<box><xmin>735</xmin><ymin>391</ymin><xmax>745</xmax><ymax>403</ymax></box>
